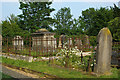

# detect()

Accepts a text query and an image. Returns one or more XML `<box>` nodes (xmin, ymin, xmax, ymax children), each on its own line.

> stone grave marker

<box><xmin>75</xmin><ymin>38</ymin><xmax>82</xmax><ymax>49</ymax></box>
<box><xmin>58</xmin><ymin>35</ymin><xmax>67</xmax><ymax>48</ymax></box>
<box><xmin>94</xmin><ymin>27</ymin><xmax>112</xmax><ymax>75</ymax></box>
<box><xmin>58</xmin><ymin>35</ymin><xmax>63</xmax><ymax>48</ymax></box>
<box><xmin>13</xmin><ymin>36</ymin><xmax>24</xmax><ymax>50</ymax></box>
<box><xmin>83</xmin><ymin>35</ymin><xmax>90</xmax><ymax>49</ymax></box>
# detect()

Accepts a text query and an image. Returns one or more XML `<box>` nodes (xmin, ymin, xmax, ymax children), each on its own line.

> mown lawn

<box><xmin>1</xmin><ymin>57</ymin><xmax>120</xmax><ymax>78</ymax></box>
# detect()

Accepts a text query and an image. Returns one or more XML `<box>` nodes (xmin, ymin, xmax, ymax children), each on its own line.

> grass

<box><xmin>2</xmin><ymin>46</ymin><xmax>58</xmax><ymax>57</ymax></box>
<box><xmin>2</xmin><ymin>57</ymin><xmax>94</xmax><ymax>78</ymax></box>
<box><xmin>1</xmin><ymin>56</ymin><xmax>120</xmax><ymax>78</ymax></box>
<box><xmin>17</xmin><ymin>48</ymin><xmax>57</xmax><ymax>57</ymax></box>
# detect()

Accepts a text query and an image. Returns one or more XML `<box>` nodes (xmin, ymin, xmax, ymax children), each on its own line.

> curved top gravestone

<box><xmin>94</xmin><ymin>27</ymin><xmax>112</xmax><ymax>75</ymax></box>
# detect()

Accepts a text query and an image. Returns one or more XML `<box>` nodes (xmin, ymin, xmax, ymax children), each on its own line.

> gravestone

<box><xmin>94</xmin><ymin>27</ymin><xmax>112</xmax><ymax>75</ymax></box>
<box><xmin>0</xmin><ymin>35</ymin><xmax>2</xmax><ymax>53</ymax></box>
<box><xmin>13</xmin><ymin>36</ymin><xmax>24</xmax><ymax>50</ymax></box>
<box><xmin>84</xmin><ymin>35</ymin><xmax>90</xmax><ymax>45</ymax></box>
<box><xmin>58</xmin><ymin>35</ymin><xmax>67</xmax><ymax>48</ymax></box>
<box><xmin>58</xmin><ymin>35</ymin><xmax>63</xmax><ymax>48</ymax></box>
<box><xmin>67</xmin><ymin>38</ymin><xmax>73</xmax><ymax>48</ymax></box>
<box><xmin>83</xmin><ymin>35</ymin><xmax>90</xmax><ymax>49</ymax></box>
<box><xmin>75</xmin><ymin>38</ymin><xmax>82</xmax><ymax>49</ymax></box>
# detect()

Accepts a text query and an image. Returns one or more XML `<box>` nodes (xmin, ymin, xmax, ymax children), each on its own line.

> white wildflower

<box><xmin>91</xmin><ymin>64</ymin><xmax>93</xmax><ymax>66</ymax></box>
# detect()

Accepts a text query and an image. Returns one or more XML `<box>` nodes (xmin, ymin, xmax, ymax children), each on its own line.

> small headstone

<box><xmin>85</xmin><ymin>35</ymin><xmax>90</xmax><ymax>45</ymax></box>
<box><xmin>13</xmin><ymin>36</ymin><xmax>24</xmax><ymax>50</ymax></box>
<box><xmin>83</xmin><ymin>35</ymin><xmax>90</xmax><ymax>47</ymax></box>
<box><xmin>58</xmin><ymin>35</ymin><xmax>62</xmax><ymax>48</ymax></box>
<box><xmin>94</xmin><ymin>27</ymin><xmax>112</xmax><ymax>75</ymax></box>
<box><xmin>58</xmin><ymin>35</ymin><xmax>67</xmax><ymax>48</ymax></box>
<box><xmin>75</xmin><ymin>38</ymin><xmax>82</xmax><ymax>49</ymax></box>
<box><xmin>67</xmin><ymin>38</ymin><xmax>73</xmax><ymax>48</ymax></box>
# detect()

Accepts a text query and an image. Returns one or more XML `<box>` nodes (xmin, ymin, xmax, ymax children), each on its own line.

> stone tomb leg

<box><xmin>94</xmin><ymin>27</ymin><xmax>112</xmax><ymax>75</ymax></box>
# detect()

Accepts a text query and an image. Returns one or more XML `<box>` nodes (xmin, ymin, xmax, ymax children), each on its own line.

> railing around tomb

<box><xmin>2</xmin><ymin>37</ymin><xmax>120</xmax><ymax>73</ymax></box>
<box><xmin>111</xmin><ymin>42</ymin><xmax>120</xmax><ymax>67</ymax></box>
<box><xmin>2</xmin><ymin>37</ymin><xmax>93</xmax><ymax>57</ymax></box>
<box><xmin>2</xmin><ymin>37</ymin><xmax>96</xmax><ymax>72</ymax></box>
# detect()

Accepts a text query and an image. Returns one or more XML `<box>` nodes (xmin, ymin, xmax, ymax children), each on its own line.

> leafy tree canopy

<box><xmin>2</xmin><ymin>14</ymin><xmax>29</xmax><ymax>38</ymax></box>
<box><xmin>108</xmin><ymin>17</ymin><xmax>120</xmax><ymax>41</ymax></box>
<box><xmin>53</xmin><ymin>7</ymin><xmax>73</xmax><ymax>36</ymax></box>
<box><xmin>18</xmin><ymin>1</ymin><xmax>55</xmax><ymax>33</ymax></box>
<box><xmin>112</xmin><ymin>4</ymin><xmax>120</xmax><ymax>18</ymax></box>
<box><xmin>81</xmin><ymin>7</ymin><xmax>114</xmax><ymax>36</ymax></box>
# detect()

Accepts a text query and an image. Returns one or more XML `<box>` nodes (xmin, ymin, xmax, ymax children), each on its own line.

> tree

<box><xmin>108</xmin><ymin>4</ymin><xmax>120</xmax><ymax>41</ymax></box>
<box><xmin>81</xmin><ymin>7</ymin><xmax>114</xmax><ymax>36</ymax></box>
<box><xmin>7</xmin><ymin>14</ymin><xmax>19</xmax><ymax>24</ymax></box>
<box><xmin>112</xmin><ymin>4</ymin><xmax>120</xmax><ymax>18</ymax></box>
<box><xmin>81</xmin><ymin>8</ymin><xmax>96</xmax><ymax>32</ymax></box>
<box><xmin>71</xmin><ymin>18</ymin><xmax>84</xmax><ymax>35</ymax></box>
<box><xmin>18</xmin><ymin>1</ymin><xmax>55</xmax><ymax>33</ymax></box>
<box><xmin>53</xmin><ymin>7</ymin><xmax>73</xmax><ymax>36</ymax></box>
<box><xmin>108</xmin><ymin>17</ymin><xmax>120</xmax><ymax>41</ymax></box>
<box><xmin>2</xmin><ymin>14</ymin><xmax>28</xmax><ymax>38</ymax></box>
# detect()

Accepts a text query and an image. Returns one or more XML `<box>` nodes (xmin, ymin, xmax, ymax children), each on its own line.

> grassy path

<box><xmin>1</xmin><ymin>57</ymin><xmax>119</xmax><ymax>78</ymax></box>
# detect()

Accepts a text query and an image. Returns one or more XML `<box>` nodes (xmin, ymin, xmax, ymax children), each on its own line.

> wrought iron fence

<box><xmin>2</xmin><ymin>36</ymin><xmax>93</xmax><ymax>57</ymax></box>
<box><xmin>111</xmin><ymin>42</ymin><xmax>120</xmax><ymax>67</ymax></box>
<box><xmin>2</xmin><ymin>36</ymin><xmax>95</xmax><ymax>72</ymax></box>
<box><xmin>2</xmin><ymin>36</ymin><xmax>120</xmax><ymax>71</ymax></box>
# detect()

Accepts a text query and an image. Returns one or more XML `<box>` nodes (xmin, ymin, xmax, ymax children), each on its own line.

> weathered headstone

<box><xmin>58</xmin><ymin>35</ymin><xmax>63</xmax><ymax>48</ymax></box>
<box><xmin>75</xmin><ymin>38</ymin><xmax>82</xmax><ymax>49</ymax></box>
<box><xmin>83</xmin><ymin>35</ymin><xmax>90</xmax><ymax>49</ymax></box>
<box><xmin>94</xmin><ymin>27</ymin><xmax>112</xmax><ymax>75</ymax></box>
<box><xmin>58</xmin><ymin>35</ymin><xmax>67</xmax><ymax>48</ymax></box>
<box><xmin>13</xmin><ymin>36</ymin><xmax>24</xmax><ymax>50</ymax></box>
<box><xmin>84</xmin><ymin>35</ymin><xmax>90</xmax><ymax>45</ymax></box>
<box><xmin>67</xmin><ymin>38</ymin><xmax>73</xmax><ymax>48</ymax></box>
<box><xmin>0</xmin><ymin>35</ymin><xmax>2</xmax><ymax>53</ymax></box>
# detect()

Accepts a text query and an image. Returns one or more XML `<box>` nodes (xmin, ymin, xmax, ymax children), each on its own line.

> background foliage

<box><xmin>1</xmin><ymin>2</ymin><xmax>120</xmax><ymax>43</ymax></box>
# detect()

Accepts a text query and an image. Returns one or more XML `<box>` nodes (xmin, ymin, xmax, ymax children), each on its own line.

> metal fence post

<box><xmin>81</xmin><ymin>53</ymin><xmax>83</xmax><ymax>63</ymax></box>
<box><xmin>7</xmin><ymin>37</ymin><xmax>9</xmax><ymax>53</ymax></box>
<box><xmin>29</xmin><ymin>37</ymin><xmax>31</xmax><ymax>56</ymax></box>
<box><xmin>86</xmin><ymin>56</ymin><xmax>92</xmax><ymax>72</ymax></box>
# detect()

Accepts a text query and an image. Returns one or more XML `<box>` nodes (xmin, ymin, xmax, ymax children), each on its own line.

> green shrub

<box><xmin>89</xmin><ymin>36</ymin><xmax>97</xmax><ymax>47</ymax></box>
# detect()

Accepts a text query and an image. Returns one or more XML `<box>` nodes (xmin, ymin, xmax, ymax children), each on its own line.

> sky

<box><xmin>0</xmin><ymin>0</ymin><xmax>120</xmax><ymax>22</ymax></box>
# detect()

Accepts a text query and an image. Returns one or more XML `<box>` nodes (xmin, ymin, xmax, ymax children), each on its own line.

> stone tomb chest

<box><xmin>31</xmin><ymin>29</ymin><xmax>56</xmax><ymax>52</ymax></box>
